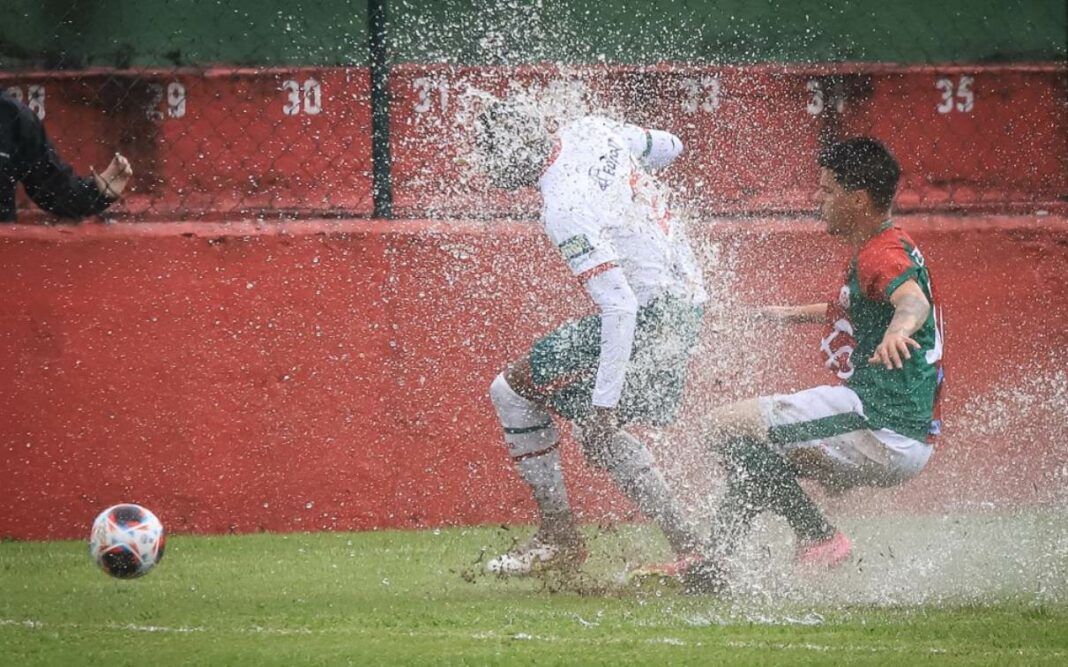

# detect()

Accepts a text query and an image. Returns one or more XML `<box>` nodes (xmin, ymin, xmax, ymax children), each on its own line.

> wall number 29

<box><xmin>936</xmin><ymin>76</ymin><xmax>974</xmax><ymax>114</ymax></box>
<box><xmin>146</xmin><ymin>82</ymin><xmax>187</xmax><ymax>120</ymax></box>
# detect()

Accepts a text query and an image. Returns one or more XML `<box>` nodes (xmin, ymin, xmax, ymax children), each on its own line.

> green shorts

<box><xmin>528</xmin><ymin>297</ymin><xmax>704</xmax><ymax>426</ymax></box>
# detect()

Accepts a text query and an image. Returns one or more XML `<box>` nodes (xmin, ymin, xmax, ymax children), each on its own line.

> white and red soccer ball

<box><xmin>89</xmin><ymin>504</ymin><xmax>166</xmax><ymax>578</ymax></box>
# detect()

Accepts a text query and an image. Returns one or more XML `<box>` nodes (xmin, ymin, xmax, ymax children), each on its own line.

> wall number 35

<box><xmin>936</xmin><ymin>76</ymin><xmax>974</xmax><ymax>114</ymax></box>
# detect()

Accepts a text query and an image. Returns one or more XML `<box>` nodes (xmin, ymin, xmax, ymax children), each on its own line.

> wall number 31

<box><xmin>936</xmin><ymin>76</ymin><xmax>974</xmax><ymax>114</ymax></box>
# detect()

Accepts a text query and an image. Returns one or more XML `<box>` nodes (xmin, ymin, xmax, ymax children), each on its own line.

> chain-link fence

<box><xmin>0</xmin><ymin>0</ymin><xmax>1064</xmax><ymax>222</ymax></box>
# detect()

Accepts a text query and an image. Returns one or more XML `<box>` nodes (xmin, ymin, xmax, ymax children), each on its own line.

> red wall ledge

<box><xmin>1</xmin><ymin>215</ymin><xmax>1065</xmax><ymax>540</ymax></box>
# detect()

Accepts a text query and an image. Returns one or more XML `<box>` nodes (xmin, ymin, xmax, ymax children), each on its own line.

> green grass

<box><xmin>1</xmin><ymin>514</ymin><xmax>1066</xmax><ymax>666</ymax></box>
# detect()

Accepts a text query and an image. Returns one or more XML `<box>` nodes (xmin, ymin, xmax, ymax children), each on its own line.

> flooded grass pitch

<box><xmin>2</xmin><ymin>515</ymin><xmax>1065</xmax><ymax>665</ymax></box>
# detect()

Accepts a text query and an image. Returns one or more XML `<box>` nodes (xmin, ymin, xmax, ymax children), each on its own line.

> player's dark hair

<box><xmin>818</xmin><ymin>137</ymin><xmax>901</xmax><ymax>211</ymax></box>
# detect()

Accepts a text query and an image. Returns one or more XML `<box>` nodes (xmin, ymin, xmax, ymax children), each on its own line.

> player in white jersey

<box><xmin>475</xmin><ymin>100</ymin><xmax>708</xmax><ymax>575</ymax></box>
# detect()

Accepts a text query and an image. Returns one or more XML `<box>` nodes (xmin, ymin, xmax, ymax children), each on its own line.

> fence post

<box><xmin>368</xmin><ymin>0</ymin><xmax>392</xmax><ymax>219</ymax></box>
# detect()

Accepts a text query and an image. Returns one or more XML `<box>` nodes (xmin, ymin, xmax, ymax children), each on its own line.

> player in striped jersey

<box><xmin>475</xmin><ymin>100</ymin><xmax>708</xmax><ymax>575</ymax></box>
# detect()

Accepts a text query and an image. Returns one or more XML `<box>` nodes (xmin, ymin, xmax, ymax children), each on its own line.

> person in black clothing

<box><xmin>0</xmin><ymin>93</ymin><xmax>133</xmax><ymax>222</ymax></box>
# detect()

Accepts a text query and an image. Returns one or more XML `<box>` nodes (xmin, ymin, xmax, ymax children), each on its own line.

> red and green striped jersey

<box><xmin>820</xmin><ymin>222</ymin><xmax>945</xmax><ymax>443</ymax></box>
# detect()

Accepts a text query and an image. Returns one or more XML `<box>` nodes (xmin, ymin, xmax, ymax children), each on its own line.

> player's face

<box><xmin>478</xmin><ymin>142</ymin><xmax>543</xmax><ymax>190</ymax></box>
<box><xmin>474</xmin><ymin>105</ymin><xmax>546</xmax><ymax>191</ymax></box>
<box><xmin>817</xmin><ymin>168</ymin><xmax>861</xmax><ymax>236</ymax></box>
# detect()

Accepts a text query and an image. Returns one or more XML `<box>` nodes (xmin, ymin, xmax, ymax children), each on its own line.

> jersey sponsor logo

<box><xmin>588</xmin><ymin>139</ymin><xmax>624</xmax><ymax>190</ymax></box>
<box><xmin>558</xmin><ymin>234</ymin><xmax>594</xmax><ymax>262</ymax></box>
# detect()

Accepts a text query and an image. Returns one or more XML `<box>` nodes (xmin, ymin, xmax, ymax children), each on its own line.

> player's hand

<box><xmin>868</xmin><ymin>329</ymin><xmax>920</xmax><ymax>370</ymax></box>
<box><xmin>582</xmin><ymin>406</ymin><xmax>620</xmax><ymax>453</ymax></box>
<box><xmin>93</xmin><ymin>153</ymin><xmax>133</xmax><ymax>200</ymax></box>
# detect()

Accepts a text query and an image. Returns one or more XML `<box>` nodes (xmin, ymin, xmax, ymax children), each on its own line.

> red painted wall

<box><xmin>1</xmin><ymin>216</ymin><xmax>1065</xmax><ymax>540</ymax></box>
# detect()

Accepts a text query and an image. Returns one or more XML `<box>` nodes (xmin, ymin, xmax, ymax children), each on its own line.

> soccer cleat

<box><xmin>486</xmin><ymin>532</ymin><xmax>587</xmax><ymax>576</ymax></box>
<box><xmin>795</xmin><ymin>530</ymin><xmax>853</xmax><ymax>570</ymax></box>
<box><xmin>629</xmin><ymin>553</ymin><xmax>706</xmax><ymax>580</ymax></box>
<box><xmin>628</xmin><ymin>554</ymin><xmax>727</xmax><ymax>595</ymax></box>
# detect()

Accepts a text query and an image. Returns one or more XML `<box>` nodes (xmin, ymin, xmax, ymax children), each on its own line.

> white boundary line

<box><xmin>1</xmin><ymin>618</ymin><xmax>310</xmax><ymax>636</ymax></box>
<box><xmin>3</xmin><ymin>618</ymin><xmax>1065</xmax><ymax>658</ymax></box>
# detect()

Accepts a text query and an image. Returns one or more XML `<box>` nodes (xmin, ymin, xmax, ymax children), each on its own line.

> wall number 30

<box><xmin>936</xmin><ymin>76</ymin><xmax>974</xmax><ymax>114</ymax></box>
<box><xmin>283</xmin><ymin>79</ymin><xmax>322</xmax><ymax>116</ymax></box>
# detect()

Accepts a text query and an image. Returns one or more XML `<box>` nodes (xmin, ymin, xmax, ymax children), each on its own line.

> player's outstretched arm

<box><xmin>757</xmin><ymin>303</ymin><xmax>827</xmax><ymax>324</ymax></box>
<box><xmin>868</xmin><ymin>280</ymin><xmax>930</xmax><ymax>370</ymax></box>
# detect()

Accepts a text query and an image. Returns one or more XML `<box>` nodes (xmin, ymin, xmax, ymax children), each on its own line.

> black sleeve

<box><xmin>13</xmin><ymin>101</ymin><xmax>112</xmax><ymax>220</ymax></box>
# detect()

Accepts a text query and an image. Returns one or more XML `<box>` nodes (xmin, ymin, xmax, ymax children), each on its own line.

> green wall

<box><xmin>1</xmin><ymin>0</ymin><xmax>370</xmax><ymax>69</ymax></box>
<box><xmin>390</xmin><ymin>0</ymin><xmax>1068</xmax><ymax>65</ymax></box>
<box><xmin>0</xmin><ymin>1</ymin><xmax>60</xmax><ymax>69</ymax></box>
<box><xmin>1</xmin><ymin>0</ymin><xmax>1064</xmax><ymax>69</ymax></box>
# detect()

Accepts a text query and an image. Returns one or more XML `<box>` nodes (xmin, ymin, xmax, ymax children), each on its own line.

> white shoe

<box><xmin>486</xmin><ymin>534</ymin><xmax>587</xmax><ymax>576</ymax></box>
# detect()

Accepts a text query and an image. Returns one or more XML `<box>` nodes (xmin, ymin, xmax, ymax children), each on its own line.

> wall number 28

<box><xmin>936</xmin><ymin>76</ymin><xmax>974</xmax><ymax>114</ymax></box>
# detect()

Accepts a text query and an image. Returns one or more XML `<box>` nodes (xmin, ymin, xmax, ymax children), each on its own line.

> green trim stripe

<box><xmin>768</xmin><ymin>412</ymin><xmax>869</xmax><ymax>445</ymax></box>
<box><xmin>884</xmin><ymin>267</ymin><xmax>920</xmax><ymax>301</ymax></box>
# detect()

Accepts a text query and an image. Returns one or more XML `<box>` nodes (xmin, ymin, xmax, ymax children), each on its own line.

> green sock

<box><xmin>707</xmin><ymin>469</ymin><xmax>763</xmax><ymax>558</ymax></box>
<box><xmin>717</xmin><ymin>437</ymin><xmax>835</xmax><ymax>546</ymax></box>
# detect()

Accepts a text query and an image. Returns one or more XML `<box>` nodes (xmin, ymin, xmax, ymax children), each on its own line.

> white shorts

<box><xmin>758</xmin><ymin>385</ymin><xmax>932</xmax><ymax>491</ymax></box>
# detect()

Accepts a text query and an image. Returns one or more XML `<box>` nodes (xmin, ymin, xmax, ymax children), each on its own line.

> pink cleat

<box><xmin>795</xmin><ymin>530</ymin><xmax>852</xmax><ymax>570</ymax></box>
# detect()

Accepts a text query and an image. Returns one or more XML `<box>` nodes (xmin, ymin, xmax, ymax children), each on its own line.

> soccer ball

<box><xmin>89</xmin><ymin>504</ymin><xmax>166</xmax><ymax>578</ymax></box>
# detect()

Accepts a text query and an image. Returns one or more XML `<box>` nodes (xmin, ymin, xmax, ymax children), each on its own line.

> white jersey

<box><xmin>535</xmin><ymin>116</ymin><xmax>706</xmax><ymax>408</ymax></box>
<box><xmin>539</xmin><ymin>116</ymin><xmax>708</xmax><ymax>307</ymax></box>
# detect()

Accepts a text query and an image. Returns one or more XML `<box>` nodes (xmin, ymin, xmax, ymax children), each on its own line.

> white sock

<box><xmin>515</xmin><ymin>447</ymin><xmax>570</xmax><ymax>517</ymax></box>
<box><xmin>490</xmin><ymin>373</ymin><xmax>570</xmax><ymax>518</ymax></box>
